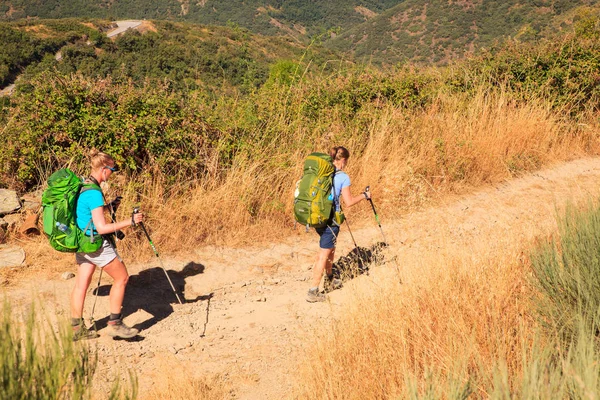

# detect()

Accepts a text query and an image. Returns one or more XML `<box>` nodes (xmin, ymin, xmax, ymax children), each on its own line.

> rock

<box><xmin>2</xmin><ymin>214</ymin><xmax>22</xmax><ymax>228</ymax></box>
<box><xmin>0</xmin><ymin>245</ymin><xmax>25</xmax><ymax>268</ymax></box>
<box><xmin>20</xmin><ymin>193</ymin><xmax>41</xmax><ymax>211</ymax></box>
<box><xmin>0</xmin><ymin>190</ymin><xmax>21</xmax><ymax>216</ymax></box>
<box><xmin>255</xmin><ymin>297</ymin><xmax>266</xmax><ymax>302</ymax></box>
<box><xmin>0</xmin><ymin>219</ymin><xmax>7</xmax><ymax>244</ymax></box>
<box><xmin>61</xmin><ymin>272</ymin><xmax>75</xmax><ymax>280</ymax></box>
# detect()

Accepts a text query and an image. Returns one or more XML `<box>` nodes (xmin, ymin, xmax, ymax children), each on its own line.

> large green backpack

<box><xmin>41</xmin><ymin>169</ymin><xmax>103</xmax><ymax>253</ymax></box>
<box><xmin>294</xmin><ymin>153</ymin><xmax>335</xmax><ymax>228</ymax></box>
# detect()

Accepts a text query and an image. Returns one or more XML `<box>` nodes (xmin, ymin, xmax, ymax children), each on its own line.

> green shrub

<box><xmin>530</xmin><ymin>200</ymin><xmax>600</xmax><ymax>343</ymax></box>
<box><xmin>0</xmin><ymin>302</ymin><xmax>137</xmax><ymax>399</ymax></box>
<box><xmin>0</xmin><ymin>303</ymin><xmax>96</xmax><ymax>399</ymax></box>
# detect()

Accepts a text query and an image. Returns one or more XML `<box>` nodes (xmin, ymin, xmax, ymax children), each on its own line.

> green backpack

<box><xmin>41</xmin><ymin>169</ymin><xmax>103</xmax><ymax>253</ymax></box>
<box><xmin>294</xmin><ymin>153</ymin><xmax>335</xmax><ymax>229</ymax></box>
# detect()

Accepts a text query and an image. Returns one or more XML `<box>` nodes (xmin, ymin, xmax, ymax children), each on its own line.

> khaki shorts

<box><xmin>75</xmin><ymin>239</ymin><xmax>122</xmax><ymax>268</ymax></box>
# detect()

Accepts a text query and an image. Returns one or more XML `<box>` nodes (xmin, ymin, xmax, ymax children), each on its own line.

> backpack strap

<box><xmin>78</xmin><ymin>179</ymin><xmax>103</xmax><ymax>239</ymax></box>
<box><xmin>332</xmin><ymin>170</ymin><xmax>344</xmax><ymax>211</ymax></box>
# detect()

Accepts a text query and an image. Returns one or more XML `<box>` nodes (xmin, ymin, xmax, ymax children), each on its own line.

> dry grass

<box><xmin>7</xmin><ymin>86</ymin><xmax>596</xmax><ymax>272</ymax></box>
<box><xmin>295</xmin><ymin>231</ymin><xmax>536</xmax><ymax>398</ymax></box>
<box><xmin>144</xmin><ymin>359</ymin><xmax>230</xmax><ymax>400</ymax></box>
<box><xmin>110</xmin><ymin>88</ymin><xmax>596</xmax><ymax>260</ymax></box>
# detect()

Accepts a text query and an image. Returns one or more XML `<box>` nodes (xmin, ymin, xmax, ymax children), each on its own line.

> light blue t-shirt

<box><xmin>76</xmin><ymin>189</ymin><xmax>104</xmax><ymax>236</ymax></box>
<box><xmin>332</xmin><ymin>170</ymin><xmax>351</xmax><ymax>211</ymax></box>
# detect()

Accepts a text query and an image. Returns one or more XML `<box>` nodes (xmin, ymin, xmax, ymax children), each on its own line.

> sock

<box><xmin>108</xmin><ymin>313</ymin><xmax>122</xmax><ymax>324</ymax></box>
<box><xmin>71</xmin><ymin>318</ymin><xmax>82</xmax><ymax>327</ymax></box>
<box><xmin>308</xmin><ymin>287</ymin><xmax>319</xmax><ymax>293</ymax></box>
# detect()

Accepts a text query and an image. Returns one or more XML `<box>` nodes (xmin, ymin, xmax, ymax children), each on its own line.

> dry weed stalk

<box><xmin>296</xmin><ymin>236</ymin><xmax>535</xmax><ymax>398</ymax></box>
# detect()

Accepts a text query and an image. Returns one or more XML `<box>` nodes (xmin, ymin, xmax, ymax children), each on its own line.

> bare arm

<box><xmin>340</xmin><ymin>186</ymin><xmax>368</xmax><ymax>208</ymax></box>
<box><xmin>91</xmin><ymin>207</ymin><xmax>142</xmax><ymax>235</ymax></box>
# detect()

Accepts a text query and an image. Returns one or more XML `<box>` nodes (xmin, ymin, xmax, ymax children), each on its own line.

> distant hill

<box><xmin>2</xmin><ymin>0</ymin><xmax>600</xmax><ymax>65</ymax></box>
<box><xmin>329</xmin><ymin>0</ymin><xmax>600</xmax><ymax>65</ymax></box>
<box><xmin>0</xmin><ymin>18</ymin><xmax>335</xmax><ymax>92</ymax></box>
<box><xmin>0</xmin><ymin>0</ymin><xmax>402</xmax><ymax>36</ymax></box>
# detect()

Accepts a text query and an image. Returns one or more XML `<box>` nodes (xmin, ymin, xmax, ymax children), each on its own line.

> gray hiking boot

<box><xmin>306</xmin><ymin>288</ymin><xmax>326</xmax><ymax>303</ymax></box>
<box><xmin>106</xmin><ymin>321</ymin><xmax>139</xmax><ymax>339</ymax></box>
<box><xmin>72</xmin><ymin>323</ymin><xmax>99</xmax><ymax>341</ymax></box>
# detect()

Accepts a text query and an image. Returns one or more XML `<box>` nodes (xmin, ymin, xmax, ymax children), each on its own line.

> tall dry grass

<box><xmin>110</xmin><ymin>86</ymin><xmax>597</xmax><ymax>259</ymax></box>
<box><xmin>295</xmin><ymin>233</ymin><xmax>535</xmax><ymax>398</ymax></box>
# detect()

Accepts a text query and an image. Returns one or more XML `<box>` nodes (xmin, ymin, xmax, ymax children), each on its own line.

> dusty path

<box><xmin>4</xmin><ymin>157</ymin><xmax>600</xmax><ymax>399</ymax></box>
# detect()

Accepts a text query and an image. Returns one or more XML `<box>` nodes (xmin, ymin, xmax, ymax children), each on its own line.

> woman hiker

<box><xmin>307</xmin><ymin>146</ymin><xmax>371</xmax><ymax>303</ymax></box>
<box><xmin>71</xmin><ymin>150</ymin><xmax>143</xmax><ymax>340</ymax></box>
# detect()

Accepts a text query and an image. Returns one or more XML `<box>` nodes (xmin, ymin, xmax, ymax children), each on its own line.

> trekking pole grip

<box><xmin>131</xmin><ymin>207</ymin><xmax>139</xmax><ymax>227</ymax></box>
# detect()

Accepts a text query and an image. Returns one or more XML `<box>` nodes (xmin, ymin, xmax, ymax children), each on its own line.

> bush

<box><xmin>0</xmin><ymin>303</ymin><xmax>96</xmax><ymax>399</ymax></box>
<box><xmin>530</xmin><ymin>200</ymin><xmax>600</xmax><ymax>343</ymax></box>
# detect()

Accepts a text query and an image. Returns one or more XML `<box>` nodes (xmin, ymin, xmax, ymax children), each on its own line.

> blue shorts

<box><xmin>316</xmin><ymin>225</ymin><xmax>340</xmax><ymax>249</ymax></box>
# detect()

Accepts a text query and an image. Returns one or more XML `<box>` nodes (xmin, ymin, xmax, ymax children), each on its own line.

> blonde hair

<box><xmin>89</xmin><ymin>149</ymin><xmax>114</xmax><ymax>171</ymax></box>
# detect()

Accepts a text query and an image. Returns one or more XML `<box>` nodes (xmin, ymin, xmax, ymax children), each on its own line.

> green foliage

<box><xmin>0</xmin><ymin>19</ymin><xmax>111</xmax><ymax>88</ymax></box>
<box><xmin>0</xmin><ymin>303</ymin><xmax>96</xmax><ymax>399</ymax></box>
<box><xmin>19</xmin><ymin>20</ymin><xmax>318</xmax><ymax>94</ymax></box>
<box><xmin>530</xmin><ymin>200</ymin><xmax>600</xmax><ymax>344</ymax></box>
<box><xmin>455</xmin><ymin>26</ymin><xmax>600</xmax><ymax>114</ymax></box>
<box><xmin>0</xmin><ymin>73</ymin><xmax>225</xmax><ymax>189</ymax></box>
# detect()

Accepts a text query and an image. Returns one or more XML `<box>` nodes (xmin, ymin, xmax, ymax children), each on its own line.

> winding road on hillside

<box><xmin>4</xmin><ymin>157</ymin><xmax>600</xmax><ymax>398</ymax></box>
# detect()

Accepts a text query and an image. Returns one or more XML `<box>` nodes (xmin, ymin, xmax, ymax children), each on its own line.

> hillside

<box><xmin>0</xmin><ymin>18</ymin><xmax>336</xmax><ymax>93</ymax></box>
<box><xmin>329</xmin><ymin>0</ymin><xmax>600</xmax><ymax>64</ymax></box>
<box><xmin>0</xmin><ymin>0</ymin><xmax>402</xmax><ymax>37</ymax></box>
<box><xmin>3</xmin><ymin>1</ymin><xmax>600</xmax><ymax>65</ymax></box>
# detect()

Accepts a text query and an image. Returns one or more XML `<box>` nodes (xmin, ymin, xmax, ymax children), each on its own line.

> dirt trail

<box><xmin>4</xmin><ymin>157</ymin><xmax>600</xmax><ymax>399</ymax></box>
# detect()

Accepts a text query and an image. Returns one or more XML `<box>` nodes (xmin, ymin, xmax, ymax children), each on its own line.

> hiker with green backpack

<box><xmin>68</xmin><ymin>150</ymin><xmax>143</xmax><ymax>340</ymax></box>
<box><xmin>294</xmin><ymin>146</ymin><xmax>371</xmax><ymax>303</ymax></box>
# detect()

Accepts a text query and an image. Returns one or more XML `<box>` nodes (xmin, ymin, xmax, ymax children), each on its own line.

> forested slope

<box><xmin>3</xmin><ymin>0</ymin><xmax>600</xmax><ymax>65</ymax></box>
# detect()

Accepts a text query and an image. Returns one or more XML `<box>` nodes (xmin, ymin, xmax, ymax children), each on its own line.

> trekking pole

<box><xmin>133</xmin><ymin>208</ymin><xmax>184</xmax><ymax>304</ymax></box>
<box><xmin>365</xmin><ymin>187</ymin><xmax>403</xmax><ymax>283</ymax></box>
<box><xmin>364</xmin><ymin>186</ymin><xmax>387</xmax><ymax>244</ymax></box>
<box><xmin>344</xmin><ymin>217</ymin><xmax>358</xmax><ymax>248</ymax></box>
<box><xmin>89</xmin><ymin>269</ymin><xmax>103</xmax><ymax>331</ymax></box>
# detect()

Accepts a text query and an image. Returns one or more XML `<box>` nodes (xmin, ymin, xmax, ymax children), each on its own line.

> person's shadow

<box><xmin>325</xmin><ymin>242</ymin><xmax>387</xmax><ymax>293</ymax></box>
<box><xmin>92</xmin><ymin>261</ymin><xmax>210</xmax><ymax>339</ymax></box>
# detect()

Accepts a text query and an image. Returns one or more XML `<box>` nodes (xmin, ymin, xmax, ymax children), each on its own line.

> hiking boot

<box><xmin>73</xmin><ymin>323</ymin><xmax>99</xmax><ymax>341</ymax></box>
<box><xmin>306</xmin><ymin>288</ymin><xmax>326</xmax><ymax>303</ymax></box>
<box><xmin>106</xmin><ymin>321</ymin><xmax>139</xmax><ymax>339</ymax></box>
<box><xmin>325</xmin><ymin>275</ymin><xmax>343</xmax><ymax>291</ymax></box>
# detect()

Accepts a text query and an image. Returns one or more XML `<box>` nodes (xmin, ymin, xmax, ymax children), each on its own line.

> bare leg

<box><xmin>311</xmin><ymin>247</ymin><xmax>334</xmax><ymax>288</ymax></box>
<box><xmin>102</xmin><ymin>258</ymin><xmax>129</xmax><ymax>315</ymax></box>
<box><xmin>325</xmin><ymin>248</ymin><xmax>336</xmax><ymax>277</ymax></box>
<box><xmin>71</xmin><ymin>262</ymin><xmax>96</xmax><ymax>319</ymax></box>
